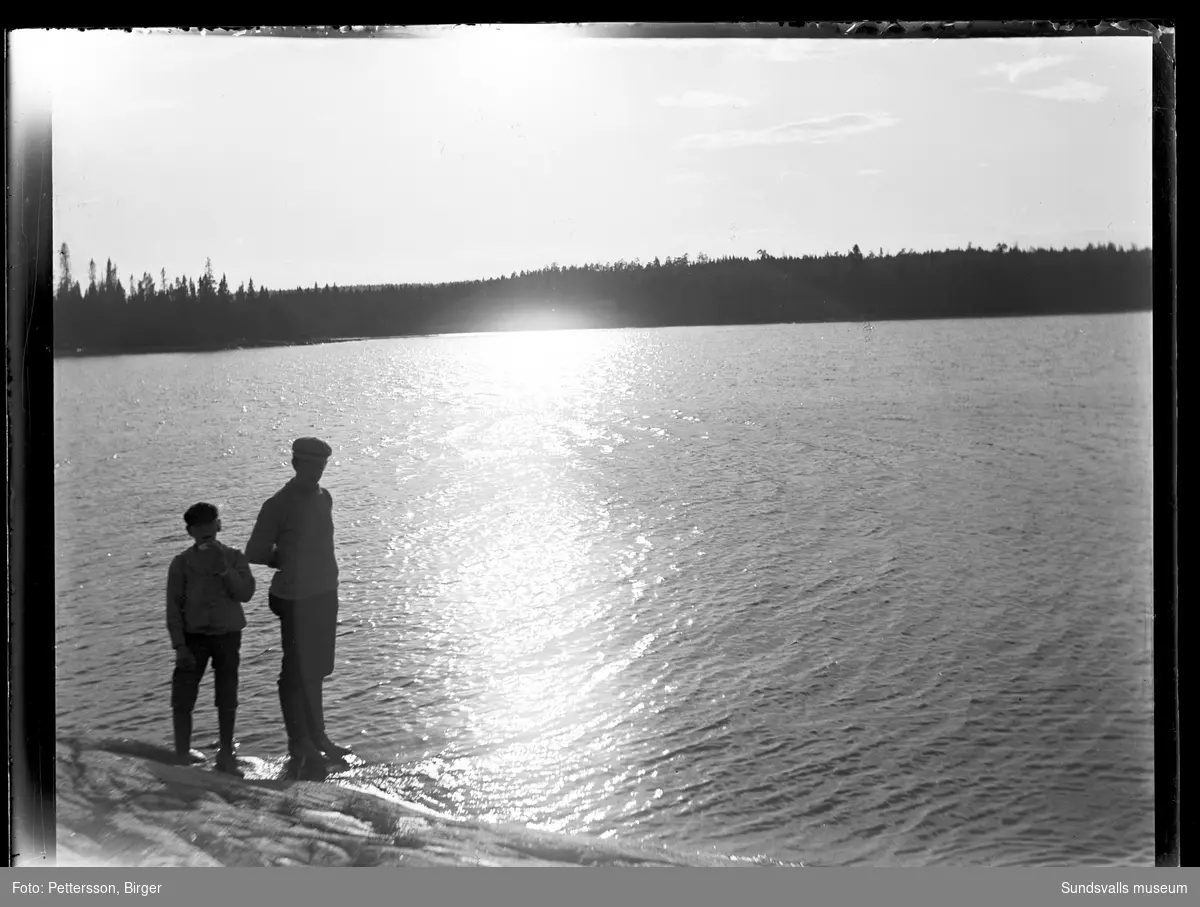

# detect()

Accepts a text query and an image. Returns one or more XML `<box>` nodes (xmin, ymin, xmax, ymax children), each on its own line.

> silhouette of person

<box><xmin>247</xmin><ymin>437</ymin><xmax>352</xmax><ymax>779</ymax></box>
<box><xmin>166</xmin><ymin>502</ymin><xmax>255</xmax><ymax>776</ymax></box>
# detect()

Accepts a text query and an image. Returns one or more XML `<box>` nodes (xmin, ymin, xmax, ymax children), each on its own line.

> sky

<box><xmin>19</xmin><ymin>27</ymin><xmax>1153</xmax><ymax>290</ymax></box>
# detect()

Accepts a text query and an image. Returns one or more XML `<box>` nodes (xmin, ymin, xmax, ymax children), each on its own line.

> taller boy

<box><xmin>247</xmin><ymin>437</ymin><xmax>352</xmax><ymax>778</ymax></box>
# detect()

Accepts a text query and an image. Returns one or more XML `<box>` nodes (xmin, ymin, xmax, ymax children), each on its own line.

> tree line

<box><xmin>52</xmin><ymin>242</ymin><xmax>1152</xmax><ymax>356</ymax></box>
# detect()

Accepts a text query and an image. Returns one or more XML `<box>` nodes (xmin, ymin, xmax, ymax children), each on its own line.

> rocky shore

<box><xmin>54</xmin><ymin>737</ymin><xmax>745</xmax><ymax>867</ymax></box>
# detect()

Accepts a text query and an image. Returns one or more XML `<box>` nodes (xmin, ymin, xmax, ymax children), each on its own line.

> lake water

<box><xmin>53</xmin><ymin>314</ymin><xmax>1155</xmax><ymax>866</ymax></box>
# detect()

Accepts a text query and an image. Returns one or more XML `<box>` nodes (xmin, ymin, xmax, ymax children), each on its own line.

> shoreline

<box><xmin>53</xmin><ymin>736</ymin><xmax>756</xmax><ymax>868</ymax></box>
<box><xmin>50</xmin><ymin>306</ymin><xmax>1150</xmax><ymax>360</ymax></box>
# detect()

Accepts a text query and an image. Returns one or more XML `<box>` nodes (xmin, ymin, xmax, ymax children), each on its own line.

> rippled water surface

<box><xmin>54</xmin><ymin>314</ymin><xmax>1154</xmax><ymax>865</ymax></box>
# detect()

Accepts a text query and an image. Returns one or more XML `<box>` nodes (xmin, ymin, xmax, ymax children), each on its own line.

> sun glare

<box><xmin>433</xmin><ymin>324</ymin><xmax>623</xmax><ymax>818</ymax></box>
<box><xmin>468</xmin><ymin>328</ymin><xmax>611</xmax><ymax>406</ymax></box>
<box><xmin>439</xmin><ymin>24</ymin><xmax>578</xmax><ymax>102</ymax></box>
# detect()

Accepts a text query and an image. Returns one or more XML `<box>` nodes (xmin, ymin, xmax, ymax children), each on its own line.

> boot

<box><xmin>285</xmin><ymin>756</ymin><xmax>328</xmax><ymax>782</ymax></box>
<box><xmin>215</xmin><ymin>749</ymin><xmax>244</xmax><ymax>776</ymax></box>
<box><xmin>278</xmin><ymin>683</ymin><xmax>327</xmax><ymax>770</ymax></box>
<box><xmin>215</xmin><ymin>709</ymin><xmax>243</xmax><ymax>777</ymax></box>
<box><xmin>303</xmin><ymin>679</ymin><xmax>353</xmax><ymax>759</ymax></box>
<box><xmin>172</xmin><ymin>710</ymin><xmax>207</xmax><ymax>765</ymax></box>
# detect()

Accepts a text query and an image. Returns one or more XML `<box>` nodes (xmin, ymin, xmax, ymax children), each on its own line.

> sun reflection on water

<box><xmin>431</xmin><ymin>327</ymin><xmax>639</xmax><ymax>822</ymax></box>
<box><xmin>460</xmin><ymin>328</ymin><xmax>617</xmax><ymax>406</ymax></box>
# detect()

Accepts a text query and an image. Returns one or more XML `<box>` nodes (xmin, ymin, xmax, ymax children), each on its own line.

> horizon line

<box><xmin>54</xmin><ymin>239</ymin><xmax>1152</xmax><ymax>294</ymax></box>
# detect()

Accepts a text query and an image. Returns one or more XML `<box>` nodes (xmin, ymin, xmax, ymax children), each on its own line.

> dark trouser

<box><xmin>171</xmin><ymin>631</ymin><xmax>242</xmax><ymax>712</ymax></box>
<box><xmin>269</xmin><ymin>591</ymin><xmax>339</xmax><ymax>757</ymax></box>
<box><xmin>271</xmin><ymin>590</ymin><xmax>339</xmax><ymax>683</ymax></box>
<box><xmin>171</xmin><ymin>631</ymin><xmax>241</xmax><ymax>757</ymax></box>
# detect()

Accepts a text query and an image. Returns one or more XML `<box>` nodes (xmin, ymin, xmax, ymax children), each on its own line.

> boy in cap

<box><xmin>246</xmin><ymin>437</ymin><xmax>352</xmax><ymax>779</ymax></box>
<box><xmin>166</xmin><ymin>502</ymin><xmax>256</xmax><ymax>776</ymax></box>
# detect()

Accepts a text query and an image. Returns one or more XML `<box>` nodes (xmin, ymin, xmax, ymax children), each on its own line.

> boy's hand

<box><xmin>201</xmin><ymin>543</ymin><xmax>230</xmax><ymax>576</ymax></box>
<box><xmin>175</xmin><ymin>647</ymin><xmax>197</xmax><ymax>670</ymax></box>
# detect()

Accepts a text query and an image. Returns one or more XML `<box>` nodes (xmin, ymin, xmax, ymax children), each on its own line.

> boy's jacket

<box><xmin>166</xmin><ymin>542</ymin><xmax>255</xmax><ymax>648</ymax></box>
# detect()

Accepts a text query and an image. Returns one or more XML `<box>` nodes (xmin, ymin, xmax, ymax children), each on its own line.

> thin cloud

<box><xmin>1021</xmin><ymin>78</ymin><xmax>1109</xmax><ymax>103</ymax></box>
<box><xmin>615</xmin><ymin>38</ymin><xmax>821</xmax><ymax>63</ymax></box>
<box><xmin>680</xmin><ymin>112</ymin><xmax>898</xmax><ymax>150</ymax></box>
<box><xmin>666</xmin><ymin>171</ymin><xmax>711</xmax><ymax>185</ymax></box>
<box><xmin>609</xmin><ymin>37</ymin><xmax>729</xmax><ymax>50</ymax></box>
<box><xmin>983</xmin><ymin>55</ymin><xmax>1072</xmax><ymax>83</ymax></box>
<box><xmin>734</xmin><ymin>40</ymin><xmax>822</xmax><ymax>64</ymax></box>
<box><xmin>659</xmin><ymin>90</ymin><xmax>757</xmax><ymax>109</ymax></box>
<box><xmin>858</xmin><ymin>168</ymin><xmax>882</xmax><ymax>176</ymax></box>
<box><xmin>121</xmin><ymin>97</ymin><xmax>182</xmax><ymax>113</ymax></box>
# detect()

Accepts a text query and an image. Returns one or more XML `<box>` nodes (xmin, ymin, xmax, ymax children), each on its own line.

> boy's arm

<box><xmin>220</xmin><ymin>548</ymin><xmax>257</xmax><ymax>603</ymax></box>
<box><xmin>166</xmin><ymin>556</ymin><xmax>186</xmax><ymax>649</ymax></box>
<box><xmin>245</xmin><ymin>500</ymin><xmax>279</xmax><ymax>567</ymax></box>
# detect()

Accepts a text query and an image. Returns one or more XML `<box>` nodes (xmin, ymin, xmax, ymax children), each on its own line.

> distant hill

<box><xmin>51</xmin><ymin>244</ymin><xmax>1152</xmax><ymax>357</ymax></box>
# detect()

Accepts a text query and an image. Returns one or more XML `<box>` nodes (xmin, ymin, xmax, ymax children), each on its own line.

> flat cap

<box><xmin>292</xmin><ymin>437</ymin><xmax>332</xmax><ymax>460</ymax></box>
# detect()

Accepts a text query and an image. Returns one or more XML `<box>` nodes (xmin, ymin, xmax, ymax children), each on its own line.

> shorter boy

<box><xmin>166</xmin><ymin>502</ymin><xmax>256</xmax><ymax>775</ymax></box>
